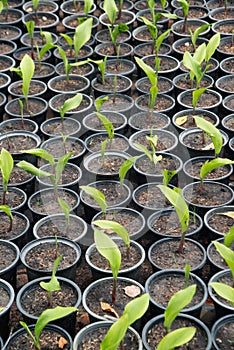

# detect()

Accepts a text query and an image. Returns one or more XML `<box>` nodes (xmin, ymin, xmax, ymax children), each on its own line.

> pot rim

<box><xmin>0</xmin><ymin>239</ymin><xmax>20</xmax><ymax>276</ymax></box>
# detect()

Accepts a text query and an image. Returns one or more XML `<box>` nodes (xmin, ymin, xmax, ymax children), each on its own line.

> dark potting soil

<box><xmin>105</xmin><ymin>61</ymin><xmax>134</xmax><ymax>75</ymax></box>
<box><xmin>30</xmin><ymin>190</ymin><xmax>78</xmax><ymax>215</ymax></box>
<box><xmin>136</xmin><ymin>156</ymin><xmax>179</xmax><ymax>175</ymax></box>
<box><xmin>175</xmin><ymin>114</ymin><xmax>216</xmax><ymax>128</ymax></box>
<box><xmin>0</xmin><ymin>41</ymin><xmax>14</xmax><ymax>55</ymax></box>
<box><xmin>216</xmin><ymin>22</ymin><xmax>234</xmax><ymax>34</ymax></box>
<box><xmin>183</xmin><ymin>182</ymin><xmax>233</xmax><ymax>207</ymax></box>
<box><xmin>150</xmin><ymin>240</ymin><xmax>204</xmax><ymax>270</ymax></box>
<box><xmin>20</xmin><ymin>283</ymin><xmax>78</xmax><ymax>316</ymax></box>
<box><xmin>0</xmin><ymin>242</ymin><xmax>16</xmax><ymax>271</ymax></box>
<box><xmin>50</xmin><ymin>76</ymin><xmax>88</xmax><ymax>92</ymax></box>
<box><xmin>55</xmin><ymin>47</ymin><xmax>91</xmax><ymax>60</ymax></box>
<box><xmin>6</xmin><ymin>98</ymin><xmax>46</xmax><ymax>116</ymax></box>
<box><xmin>146</xmin><ymin>317</ymin><xmax>209</xmax><ymax>349</ymax></box>
<box><xmin>14</xmin><ymin>49</ymin><xmax>50</xmax><ymax>61</ymax></box>
<box><xmin>132</xmin><ymin>132</ymin><xmax>175</xmax><ymax>152</ymax></box>
<box><xmin>224</xmin><ymin>96</ymin><xmax>234</xmax><ymax>110</ymax></box>
<box><xmin>96</xmin><ymin>30</ymin><xmax>130</xmax><ymax>43</ymax></box>
<box><xmin>182</xmin><ymin>131</ymin><xmax>215</xmax><ymax>151</ymax></box>
<box><xmin>0</xmin><ymin>74</ymin><xmax>8</xmax><ymax>86</ymax></box>
<box><xmin>137</xmin><ymin>94</ymin><xmax>174</xmax><ymax>112</ymax></box>
<box><xmin>42</xmin><ymin>119</ymin><xmax>79</xmax><ymax>136</ymax></box>
<box><xmin>101</xmin><ymin>12</ymin><xmax>133</xmax><ymax>25</ymax></box>
<box><xmin>84</xmin><ymin>114</ymin><xmax>124</xmax><ymax>130</ymax></box>
<box><xmin>180</xmin><ymin>90</ymin><xmax>220</xmax><ymax>108</ymax></box>
<box><xmin>175</xmin><ymin>75</ymin><xmax>211</xmax><ymax>89</ymax></box>
<box><xmin>24</xmin><ymin>13</ymin><xmax>56</xmax><ymax>26</ymax></box>
<box><xmin>211</xmin><ymin>9</ymin><xmax>234</xmax><ymax>20</ymax></box>
<box><xmin>207</xmin><ymin>212</ymin><xmax>234</xmax><ymax>235</ymax></box>
<box><xmin>176</xmin><ymin>8</ymin><xmax>208</xmax><ymax>18</ymax></box>
<box><xmin>36</xmin><ymin>216</ymin><xmax>85</xmax><ymax>241</ymax></box>
<box><xmin>82</xmin><ymin>182</ymin><xmax>129</xmax><ymax>207</ymax></box>
<box><xmin>219</xmin><ymin>41</ymin><xmax>234</xmax><ymax>54</ymax></box>
<box><xmin>135</xmin><ymin>184</ymin><xmax>171</xmax><ymax>209</ymax></box>
<box><xmin>86</xmin><ymin>154</ymin><xmax>126</xmax><ymax>175</ymax></box>
<box><xmin>25</xmin><ymin>3</ymin><xmax>57</xmax><ymax>13</ymax></box>
<box><xmin>218</xmin><ymin>75</ymin><xmax>234</xmax><ymax>92</ymax></box>
<box><xmin>10</xmin><ymin>81</ymin><xmax>45</xmax><ymax>96</ymax></box>
<box><xmin>150</xmin><ymin>211</ymin><xmax>200</xmax><ymax>236</ymax></box>
<box><xmin>56</xmin><ymin>63</ymin><xmax>92</xmax><ymax>76</ymax></box>
<box><xmin>25</xmin><ymin>242</ymin><xmax>77</xmax><ymax>271</ymax></box>
<box><xmin>0</xmin><ymin>26</ymin><xmax>19</xmax><ymax>40</ymax></box>
<box><xmin>0</xmin><ymin>12</ymin><xmax>21</xmax><ymax>23</ymax></box>
<box><xmin>148</xmin><ymin>275</ymin><xmax>204</xmax><ymax>309</ymax></box>
<box><xmin>144</xmin><ymin>56</ymin><xmax>178</xmax><ymax>71</ymax></box>
<box><xmin>131</xmin><ymin>112</ymin><xmax>169</xmax><ymax>130</ymax></box>
<box><xmin>89</xmin><ymin>241</ymin><xmax>142</xmax><ymax>271</ymax></box>
<box><xmin>38</xmin><ymin>164</ymin><xmax>80</xmax><ymax>186</ymax></box>
<box><xmin>93</xmin><ymin>76</ymin><xmax>130</xmax><ymax>93</ymax></box>
<box><xmin>173</xmin><ymin>22</ymin><xmax>207</xmax><ymax>35</ymax></box>
<box><xmin>78</xmin><ymin>326</ymin><xmax>139</xmax><ymax>350</ymax></box>
<box><xmin>0</xmin><ymin>213</ymin><xmax>27</xmax><ymax>240</ymax></box>
<box><xmin>0</xmin><ymin>120</ymin><xmax>36</xmax><ymax>133</ymax></box>
<box><xmin>0</xmin><ymin>134</ymin><xmax>37</xmax><ymax>153</ymax></box>
<box><xmin>34</xmin><ymin>63</ymin><xmax>54</xmax><ymax>77</ymax></box>
<box><xmin>94</xmin><ymin>210</ymin><xmax>144</xmax><ymax>237</ymax></box>
<box><xmin>97</xmin><ymin>43</ymin><xmax>131</xmax><ymax>57</ymax></box>
<box><xmin>223</xmin><ymin>116</ymin><xmax>234</xmax><ymax>130</ymax></box>
<box><xmin>215</xmin><ymin>319</ymin><xmax>234</xmax><ymax>349</ymax></box>
<box><xmin>134</xmin><ymin>42</ymin><xmax>169</xmax><ymax>56</ymax></box>
<box><xmin>85</xmin><ymin>278</ymin><xmax>143</xmax><ymax>319</ymax></box>
<box><xmin>100</xmin><ymin>95</ymin><xmax>132</xmax><ymax>111</ymax></box>
<box><xmin>6</xmin><ymin>330</ymin><xmax>71</xmax><ymax>350</ymax></box>
<box><xmin>86</xmin><ymin>134</ymin><xmax>129</xmax><ymax>152</ymax></box>
<box><xmin>0</xmin><ymin>286</ymin><xmax>10</xmax><ymax>310</ymax></box>
<box><xmin>0</xmin><ymin>189</ymin><xmax>25</xmax><ymax>208</ymax></box>
<box><xmin>43</xmin><ymin>138</ymin><xmax>84</xmax><ymax>159</ymax></box>
<box><xmin>222</xmin><ymin>58</ymin><xmax>234</xmax><ymax>74</ymax></box>
<box><xmin>51</xmin><ymin>94</ymin><xmax>90</xmax><ymax>112</ymax></box>
<box><xmin>137</xmin><ymin>77</ymin><xmax>172</xmax><ymax>94</ymax></box>
<box><xmin>185</xmin><ymin>160</ymin><xmax>230</xmax><ymax>180</ymax></box>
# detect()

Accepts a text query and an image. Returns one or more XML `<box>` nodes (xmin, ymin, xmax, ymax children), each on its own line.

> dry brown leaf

<box><xmin>58</xmin><ymin>337</ymin><xmax>68</xmax><ymax>349</ymax></box>
<box><xmin>123</xmin><ymin>285</ymin><xmax>141</xmax><ymax>298</ymax></box>
<box><xmin>217</xmin><ymin>212</ymin><xmax>234</xmax><ymax>219</ymax></box>
<box><xmin>201</xmin><ymin>143</ymin><xmax>214</xmax><ymax>150</ymax></box>
<box><xmin>176</xmin><ymin>116</ymin><xmax>187</xmax><ymax>126</ymax></box>
<box><xmin>100</xmin><ymin>302</ymin><xmax>119</xmax><ymax>318</ymax></box>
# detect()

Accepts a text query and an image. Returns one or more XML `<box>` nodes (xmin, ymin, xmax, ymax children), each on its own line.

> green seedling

<box><xmin>199</xmin><ymin>157</ymin><xmax>234</xmax><ymax>192</ymax></box>
<box><xmin>224</xmin><ymin>226</ymin><xmax>234</xmax><ymax>248</ymax></box>
<box><xmin>0</xmin><ymin>148</ymin><xmax>14</xmax><ymax>205</ymax></box>
<box><xmin>32</xmin><ymin>0</ymin><xmax>39</xmax><ymax>19</ymax></box>
<box><xmin>40</xmin><ymin>255</ymin><xmax>62</xmax><ymax>306</ymax></box>
<box><xmin>103</xmin><ymin>0</ymin><xmax>118</xmax><ymax>27</ymax></box>
<box><xmin>16</xmin><ymin>149</ymin><xmax>74</xmax><ymax>199</ymax></box>
<box><xmin>157</xmin><ymin>327</ymin><xmax>196</xmax><ymax>350</ymax></box>
<box><xmin>36</xmin><ymin>32</ymin><xmax>56</xmax><ymax>72</ymax></box>
<box><xmin>58</xmin><ymin>197</ymin><xmax>71</xmax><ymax>236</ymax></box>
<box><xmin>179</xmin><ymin>0</ymin><xmax>190</xmax><ymax>32</ymax></box>
<box><xmin>11</xmin><ymin>54</ymin><xmax>35</xmax><ymax>112</ymax></box>
<box><xmin>209</xmin><ymin>240</ymin><xmax>234</xmax><ymax>307</ymax></box>
<box><xmin>162</xmin><ymin>169</ymin><xmax>177</xmax><ymax>187</ymax></box>
<box><xmin>164</xmin><ymin>284</ymin><xmax>196</xmax><ymax>332</ymax></box>
<box><xmin>133</xmin><ymin>131</ymin><xmax>162</xmax><ymax>167</ymax></box>
<box><xmin>59</xmin><ymin>93</ymin><xmax>83</xmax><ymax>126</ymax></box>
<box><xmin>109</xmin><ymin>23</ymin><xmax>129</xmax><ymax>56</ymax></box>
<box><xmin>84</xmin><ymin>0</ymin><xmax>94</xmax><ymax>16</ymax></box>
<box><xmin>0</xmin><ymin>0</ymin><xmax>9</xmax><ymax>20</ymax></box>
<box><xmin>94</xmin><ymin>228</ymin><xmax>121</xmax><ymax>303</ymax></box>
<box><xmin>101</xmin><ymin>294</ymin><xmax>150</xmax><ymax>350</ymax></box>
<box><xmin>157</xmin><ymin>185</ymin><xmax>190</xmax><ymax>254</ymax></box>
<box><xmin>95</xmin><ymin>96</ymin><xmax>109</xmax><ymax>113</ymax></box>
<box><xmin>194</xmin><ymin>116</ymin><xmax>223</xmax><ymax>157</ymax></box>
<box><xmin>184</xmin><ymin>264</ymin><xmax>190</xmax><ymax>288</ymax></box>
<box><xmin>25</xmin><ymin>20</ymin><xmax>35</xmax><ymax>59</ymax></box>
<box><xmin>18</xmin><ymin>99</ymin><xmax>25</xmax><ymax>130</ymax></box>
<box><xmin>0</xmin><ymin>205</ymin><xmax>13</xmax><ymax>231</ymax></box>
<box><xmin>146</xmin><ymin>0</ymin><xmax>177</xmax><ymax>27</ymax></box>
<box><xmin>119</xmin><ymin>156</ymin><xmax>138</xmax><ymax>186</ymax></box>
<box><xmin>88</xmin><ymin>57</ymin><xmax>107</xmax><ymax>85</ymax></box>
<box><xmin>20</xmin><ymin>306</ymin><xmax>77</xmax><ymax>350</ymax></box>
<box><xmin>74</xmin><ymin>17</ymin><xmax>93</xmax><ymax>61</ymax></box>
<box><xmin>80</xmin><ymin>185</ymin><xmax>107</xmax><ymax>218</ymax></box>
<box><xmin>94</xmin><ymin>112</ymin><xmax>114</xmax><ymax>161</ymax></box>
<box><xmin>183</xmin><ymin>51</ymin><xmax>207</xmax><ymax>90</ymax></box>
<box><xmin>135</xmin><ymin>57</ymin><xmax>159</xmax><ymax>112</ymax></box>
<box><xmin>93</xmin><ymin>220</ymin><xmax>130</xmax><ymax>258</ymax></box>
<box><xmin>189</xmin><ymin>24</ymin><xmax>210</xmax><ymax>51</ymax></box>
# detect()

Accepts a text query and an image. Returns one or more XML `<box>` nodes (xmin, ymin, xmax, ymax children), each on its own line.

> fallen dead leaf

<box><xmin>123</xmin><ymin>285</ymin><xmax>141</xmax><ymax>298</ymax></box>
<box><xmin>217</xmin><ymin>212</ymin><xmax>234</xmax><ymax>219</ymax></box>
<box><xmin>201</xmin><ymin>143</ymin><xmax>214</xmax><ymax>150</ymax></box>
<box><xmin>100</xmin><ymin>302</ymin><xmax>119</xmax><ymax>318</ymax></box>
<box><xmin>58</xmin><ymin>337</ymin><xmax>68</xmax><ymax>349</ymax></box>
<box><xmin>176</xmin><ymin>116</ymin><xmax>188</xmax><ymax>126</ymax></box>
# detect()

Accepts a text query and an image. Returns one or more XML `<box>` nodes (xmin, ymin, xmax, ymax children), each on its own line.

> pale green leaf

<box><xmin>157</xmin><ymin>327</ymin><xmax>196</xmax><ymax>350</ymax></box>
<box><xmin>95</xmin><ymin>96</ymin><xmax>109</xmax><ymax>112</ymax></box>
<box><xmin>155</xmin><ymin>29</ymin><xmax>171</xmax><ymax>54</ymax></box>
<box><xmin>0</xmin><ymin>148</ymin><xmax>13</xmax><ymax>192</ymax></box>
<box><xmin>55</xmin><ymin>152</ymin><xmax>74</xmax><ymax>187</ymax></box>
<box><xmin>191</xmin><ymin>24</ymin><xmax>210</xmax><ymax>48</ymax></box>
<box><xmin>224</xmin><ymin>227</ymin><xmax>234</xmax><ymax>247</ymax></box>
<box><xmin>213</xmin><ymin>241</ymin><xmax>234</xmax><ymax>281</ymax></box>
<box><xmin>192</xmin><ymin>87</ymin><xmax>209</xmax><ymax>109</ymax></box>
<box><xmin>20</xmin><ymin>148</ymin><xmax>54</xmax><ymax>165</ymax></box>
<box><xmin>103</xmin><ymin>0</ymin><xmax>117</xmax><ymax>24</ymax></box>
<box><xmin>60</xmin><ymin>93</ymin><xmax>83</xmax><ymax>119</ymax></box>
<box><xmin>123</xmin><ymin>293</ymin><xmax>149</xmax><ymax>325</ymax></box>
<box><xmin>135</xmin><ymin>57</ymin><xmax>157</xmax><ymax>87</ymax></box>
<box><xmin>101</xmin><ymin>314</ymin><xmax>129</xmax><ymax>350</ymax></box>
<box><xmin>163</xmin><ymin>169</ymin><xmax>177</xmax><ymax>187</ymax></box>
<box><xmin>96</xmin><ymin>112</ymin><xmax>114</xmax><ymax>140</ymax></box>
<box><xmin>25</xmin><ymin>21</ymin><xmax>34</xmax><ymax>40</ymax></box>
<box><xmin>20</xmin><ymin>54</ymin><xmax>34</xmax><ymax>103</ymax></box>
<box><xmin>210</xmin><ymin>282</ymin><xmax>234</xmax><ymax>306</ymax></box>
<box><xmin>94</xmin><ymin>228</ymin><xmax>121</xmax><ymax>279</ymax></box>
<box><xmin>74</xmin><ymin>17</ymin><xmax>93</xmax><ymax>59</ymax></box>
<box><xmin>93</xmin><ymin>219</ymin><xmax>130</xmax><ymax>249</ymax></box>
<box><xmin>40</xmin><ymin>255</ymin><xmax>62</xmax><ymax>294</ymax></box>
<box><xmin>164</xmin><ymin>285</ymin><xmax>196</xmax><ymax>331</ymax></box>
<box><xmin>200</xmin><ymin>158</ymin><xmax>234</xmax><ymax>183</ymax></box>
<box><xmin>101</xmin><ymin>139</ymin><xmax>108</xmax><ymax>160</ymax></box>
<box><xmin>133</xmin><ymin>142</ymin><xmax>153</xmax><ymax>162</ymax></box>
<box><xmin>58</xmin><ymin>197</ymin><xmax>70</xmax><ymax>222</ymax></box>
<box><xmin>80</xmin><ymin>186</ymin><xmax>107</xmax><ymax>214</ymax></box>
<box><xmin>193</xmin><ymin>43</ymin><xmax>206</xmax><ymax>64</ymax></box>
<box><xmin>20</xmin><ymin>321</ymin><xmax>38</xmax><ymax>349</ymax></box>
<box><xmin>206</xmin><ymin>33</ymin><xmax>220</xmax><ymax>63</ymax></box>
<box><xmin>84</xmin><ymin>0</ymin><xmax>94</xmax><ymax>15</ymax></box>
<box><xmin>119</xmin><ymin>156</ymin><xmax>138</xmax><ymax>185</ymax></box>
<box><xmin>0</xmin><ymin>205</ymin><xmax>13</xmax><ymax>220</ymax></box>
<box><xmin>16</xmin><ymin>161</ymin><xmax>52</xmax><ymax>177</ymax></box>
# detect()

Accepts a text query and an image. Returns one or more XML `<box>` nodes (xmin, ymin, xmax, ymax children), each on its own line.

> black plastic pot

<box><xmin>135</xmin><ymin>93</ymin><xmax>176</xmax><ymax>116</ymax></box>
<box><xmin>0</xmin><ymin>117</ymin><xmax>39</xmax><ymax>134</ymax></box>
<box><xmin>0</xmin><ymin>240</ymin><xmax>19</xmax><ymax>289</ymax></box>
<box><xmin>40</xmin><ymin>117</ymin><xmax>81</xmax><ymax>139</ymax></box>
<box><xmin>22</xmin><ymin>12</ymin><xmax>59</xmax><ymax>33</ymax></box>
<box><xmin>0</xmin><ymin>72</ymin><xmax>11</xmax><ymax>95</ymax></box>
<box><xmin>128</xmin><ymin>111</ymin><xmax>171</xmax><ymax>132</ymax></box>
<box><xmin>211</xmin><ymin>314</ymin><xmax>234</xmax><ymax>350</ymax></box>
<box><xmin>0</xmin><ymin>278</ymin><xmax>15</xmax><ymax>341</ymax></box>
<box><xmin>204</xmin><ymin>205</ymin><xmax>234</xmax><ymax>240</ymax></box>
<box><xmin>177</xmin><ymin>89</ymin><xmax>222</xmax><ymax>114</ymax></box>
<box><xmin>94</xmin><ymin>93</ymin><xmax>135</xmax><ymax>118</ymax></box>
<box><xmin>82</xmin><ymin>111</ymin><xmax>127</xmax><ymax>136</ymax></box>
<box><xmin>85</xmin><ymin>132</ymin><xmax>129</xmax><ymax>153</ymax></box>
<box><xmin>91</xmin><ymin>74</ymin><xmax>132</xmax><ymax>98</ymax></box>
<box><xmin>20</xmin><ymin>237</ymin><xmax>82</xmax><ymax>281</ymax></box>
<box><xmin>47</xmin><ymin>74</ymin><xmax>90</xmax><ymax>96</ymax></box>
<box><xmin>172</xmin><ymin>108</ymin><xmax>219</xmax><ymax>132</ymax></box>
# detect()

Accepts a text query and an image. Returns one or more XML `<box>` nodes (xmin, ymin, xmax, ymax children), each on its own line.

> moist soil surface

<box><xmin>150</xmin><ymin>239</ymin><xmax>204</xmax><ymax>270</ymax></box>
<box><xmin>134</xmin><ymin>184</ymin><xmax>171</xmax><ymax>209</ymax></box>
<box><xmin>86</xmin><ymin>154</ymin><xmax>126</xmax><ymax>175</ymax></box>
<box><xmin>0</xmin><ymin>286</ymin><xmax>10</xmax><ymax>309</ymax></box>
<box><xmin>0</xmin><ymin>134</ymin><xmax>37</xmax><ymax>153</ymax></box>
<box><xmin>182</xmin><ymin>130</ymin><xmax>216</xmax><ymax>151</ymax></box>
<box><xmin>175</xmin><ymin>113</ymin><xmax>217</xmax><ymax>129</ymax></box>
<box><xmin>137</xmin><ymin>94</ymin><xmax>174</xmax><ymax>112</ymax></box>
<box><xmin>38</xmin><ymin>163</ymin><xmax>81</xmax><ymax>187</ymax></box>
<box><xmin>0</xmin><ymin>26</ymin><xmax>19</xmax><ymax>40</ymax></box>
<box><xmin>136</xmin><ymin>77</ymin><xmax>173</xmax><ymax>94</ymax></box>
<box><xmin>10</xmin><ymin>81</ymin><xmax>45</xmax><ymax>96</ymax></box>
<box><xmin>42</xmin><ymin>119</ymin><xmax>80</xmax><ymax>137</ymax></box>
<box><xmin>0</xmin><ymin>242</ymin><xmax>16</xmax><ymax>272</ymax></box>
<box><xmin>180</xmin><ymin>90</ymin><xmax>220</xmax><ymax>108</ymax></box>
<box><xmin>221</xmin><ymin>58</ymin><xmax>234</xmax><ymax>73</ymax></box>
<box><xmin>6</xmin><ymin>98</ymin><xmax>46</xmax><ymax>116</ymax></box>
<box><xmin>50</xmin><ymin>94</ymin><xmax>91</xmax><ymax>113</ymax></box>
<box><xmin>135</xmin><ymin>155</ymin><xmax>179</xmax><ymax>175</ymax></box>
<box><xmin>0</xmin><ymin>189</ymin><xmax>25</xmax><ymax>209</ymax></box>
<box><xmin>42</xmin><ymin>138</ymin><xmax>84</xmax><ymax>159</ymax></box>
<box><xmin>0</xmin><ymin>213</ymin><xmax>27</xmax><ymax>240</ymax></box>
<box><xmin>96</xmin><ymin>43</ymin><xmax>132</xmax><ymax>57</ymax></box>
<box><xmin>49</xmin><ymin>76</ymin><xmax>88</xmax><ymax>92</ymax></box>
<box><xmin>0</xmin><ymin>120</ymin><xmax>36</xmax><ymax>133</ymax></box>
<box><xmin>84</xmin><ymin>113</ymin><xmax>125</xmax><ymax>131</ymax></box>
<box><xmin>86</xmin><ymin>134</ymin><xmax>129</xmax><ymax>152</ymax></box>
<box><xmin>130</xmin><ymin>112</ymin><xmax>169</xmax><ymax>130</ymax></box>
<box><xmin>99</xmin><ymin>95</ymin><xmax>132</xmax><ymax>112</ymax></box>
<box><xmin>215</xmin><ymin>318</ymin><xmax>234</xmax><ymax>349</ymax></box>
<box><xmin>207</xmin><ymin>212</ymin><xmax>234</xmax><ymax>235</ymax></box>
<box><xmin>0</xmin><ymin>164</ymin><xmax>32</xmax><ymax>185</ymax></box>
<box><xmin>223</xmin><ymin>116</ymin><xmax>234</xmax><ymax>130</ymax></box>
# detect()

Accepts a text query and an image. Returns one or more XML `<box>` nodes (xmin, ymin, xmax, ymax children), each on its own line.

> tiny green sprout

<box><xmin>164</xmin><ymin>285</ymin><xmax>196</xmax><ymax>332</ymax></box>
<box><xmin>93</xmin><ymin>219</ymin><xmax>130</xmax><ymax>259</ymax></box>
<box><xmin>179</xmin><ymin>0</ymin><xmax>190</xmax><ymax>32</ymax></box>
<box><xmin>101</xmin><ymin>294</ymin><xmax>150</xmax><ymax>350</ymax></box>
<box><xmin>0</xmin><ymin>205</ymin><xmax>13</xmax><ymax>231</ymax></box>
<box><xmin>157</xmin><ymin>185</ymin><xmax>190</xmax><ymax>254</ymax></box>
<box><xmin>58</xmin><ymin>197</ymin><xmax>71</xmax><ymax>235</ymax></box>
<box><xmin>157</xmin><ymin>327</ymin><xmax>196</xmax><ymax>350</ymax></box>
<box><xmin>40</xmin><ymin>255</ymin><xmax>62</xmax><ymax>306</ymax></box>
<box><xmin>80</xmin><ymin>185</ymin><xmax>107</xmax><ymax>217</ymax></box>
<box><xmin>18</xmin><ymin>99</ymin><xmax>25</xmax><ymax>130</ymax></box>
<box><xmin>183</xmin><ymin>52</ymin><xmax>206</xmax><ymax>90</ymax></box>
<box><xmin>146</xmin><ymin>0</ymin><xmax>177</xmax><ymax>26</ymax></box>
<box><xmin>0</xmin><ymin>148</ymin><xmax>14</xmax><ymax>205</ymax></box>
<box><xmin>133</xmin><ymin>132</ymin><xmax>162</xmax><ymax>166</ymax></box>
<box><xmin>94</xmin><ymin>112</ymin><xmax>114</xmax><ymax>160</ymax></box>
<box><xmin>88</xmin><ymin>57</ymin><xmax>107</xmax><ymax>85</ymax></box>
<box><xmin>20</xmin><ymin>306</ymin><xmax>77</xmax><ymax>350</ymax></box>
<box><xmin>199</xmin><ymin>158</ymin><xmax>234</xmax><ymax>192</ymax></box>
<box><xmin>163</xmin><ymin>169</ymin><xmax>177</xmax><ymax>187</ymax></box>
<box><xmin>189</xmin><ymin>24</ymin><xmax>211</xmax><ymax>51</ymax></box>
<box><xmin>16</xmin><ymin>149</ymin><xmax>74</xmax><ymax>199</ymax></box>
<box><xmin>184</xmin><ymin>264</ymin><xmax>190</xmax><ymax>288</ymax></box>
<box><xmin>192</xmin><ymin>87</ymin><xmax>211</xmax><ymax>111</ymax></box>
<box><xmin>94</xmin><ymin>228</ymin><xmax>121</xmax><ymax>303</ymax></box>
<box><xmin>25</xmin><ymin>21</ymin><xmax>35</xmax><ymax>59</ymax></box>
<box><xmin>10</xmin><ymin>54</ymin><xmax>35</xmax><ymax>112</ymax></box>
<box><xmin>59</xmin><ymin>93</ymin><xmax>83</xmax><ymax>122</ymax></box>
<box><xmin>119</xmin><ymin>156</ymin><xmax>138</xmax><ymax>186</ymax></box>
<box><xmin>194</xmin><ymin>116</ymin><xmax>223</xmax><ymax>157</ymax></box>
<box><xmin>36</xmin><ymin>33</ymin><xmax>56</xmax><ymax>72</ymax></box>
<box><xmin>224</xmin><ymin>226</ymin><xmax>234</xmax><ymax>248</ymax></box>
<box><xmin>108</xmin><ymin>23</ymin><xmax>129</xmax><ymax>56</ymax></box>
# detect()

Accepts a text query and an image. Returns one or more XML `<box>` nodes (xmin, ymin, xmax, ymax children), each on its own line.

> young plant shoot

<box><xmin>80</xmin><ymin>185</ymin><xmax>107</xmax><ymax>218</ymax></box>
<box><xmin>157</xmin><ymin>185</ymin><xmax>190</xmax><ymax>254</ymax></box>
<box><xmin>119</xmin><ymin>156</ymin><xmax>138</xmax><ymax>186</ymax></box>
<box><xmin>58</xmin><ymin>197</ymin><xmax>71</xmax><ymax>236</ymax></box>
<box><xmin>133</xmin><ymin>132</ymin><xmax>162</xmax><ymax>167</ymax></box>
<box><xmin>59</xmin><ymin>93</ymin><xmax>83</xmax><ymax>125</ymax></box>
<box><xmin>0</xmin><ymin>148</ymin><xmax>14</xmax><ymax>205</ymax></box>
<box><xmin>0</xmin><ymin>204</ymin><xmax>13</xmax><ymax>231</ymax></box>
<box><xmin>94</xmin><ymin>228</ymin><xmax>121</xmax><ymax>303</ymax></box>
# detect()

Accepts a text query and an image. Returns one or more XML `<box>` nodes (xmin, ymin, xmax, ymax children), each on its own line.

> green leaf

<box><xmin>34</xmin><ymin>306</ymin><xmax>77</xmax><ymax>344</ymax></box>
<box><xmin>55</xmin><ymin>152</ymin><xmax>74</xmax><ymax>187</ymax></box>
<box><xmin>101</xmin><ymin>138</ymin><xmax>108</xmax><ymax>160</ymax></box>
<box><xmin>0</xmin><ymin>205</ymin><xmax>13</xmax><ymax>221</ymax></box>
<box><xmin>60</xmin><ymin>93</ymin><xmax>83</xmax><ymax>119</ymax></box>
<box><xmin>133</xmin><ymin>142</ymin><xmax>153</xmax><ymax>162</ymax></box>
<box><xmin>200</xmin><ymin>158</ymin><xmax>234</xmax><ymax>183</ymax></box>
<box><xmin>123</xmin><ymin>293</ymin><xmax>149</xmax><ymax>325</ymax></box>
<box><xmin>0</xmin><ymin>148</ymin><xmax>13</xmax><ymax>192</ymax></box>
<box><xmin>25</xmin><ymin>21</ymin><xmax>34</xmax><ymax>40</ymax></box>
<box><xmin>103</xmin><ymin>0</ymin><xmax>118</xmax><ymax>24</ymax></box>
<box><xmin>163</xmin><ymin>169</ymin><xmax>177</xmax><ymax>187</ymax></box>
<box><xmin>57</xmin><ymin>197</ymin><xmax>70</xmax><ymax>222</ymax></box>
<box><xmin>191</xmin><ymin>24</ymin><xmax>210</xmax><ymax>48</ymax></box>
<box><xmin>96</xmin><ymin>112</ymin><xmax>114</xmax><ymax>140</ymax></box>
<box><xmin>95</xmin><ymin>96</ymin><xmax>109</xmax><ymax>112</ymax></box>
<box><xmin>20</xmin><ymin>321</ymin><xmax>38</xmax><ymax>349</ymax></box>
<box><xmin>164</xmin><ymin>285</ymin><xmax>196</xmax><ymax>331</ymax></box>
<box><xmin>101</xmin><ymin>314</ymin><xmax>129</xmax><ymax>350</ymax></box>
<box><xmin>93</xmin><ymin>219</ymin><xmax>130</xmax><ymax>249</ymax></box>
<box><xmin>193</xmin><ymin>43</ymin><xmax>206</xmax><ymax>64</ymax></box>
<box><xmin>38</xmin><ymin>42</ymin><xmax>56</xmax><ymax>62</ymax></box>
<box><xmin>157</xmin><ymin>327</ymin><xmax>196</xmax><ymax>350</ymax></box>
<box><xmin>20</xmin><ymin>148</ymin><xmax>55</xmax><ymax>165</ymax></box>
<box><xmin>155</xmin><ymin>28</ymin><xmax>171</xmax><ymax>54</ymax></box>
<box><xmin>84</xmin><ymin>0</ymin><xmax>94</xmax><ymax>15</ymax></box>
<box><xmin>119</xmin><ymin>156</ymin><xmax>138</xmax><ymax>185</ymax></box>
<box><xmin>40</xmin><ymin>255</ymin><xmax>62</xmax><ymax>294</ymax></box>
<box><xmin>16</xmin><ymin>161</ymin><xmax>52</xmax><ymax>178</ymax></box>
<box><xmin>135</xmin><ymin>57</ymin><xmax>157</xmax><ymax>87</ymax></box>
<box><xmin>32</xmin><ymin>0</ymin><xmax>39</xmax><ymax>10</ymax></box>
<box><xmin>210</xmin><ymin>282</ymin><xmax>234</xmax><ymax>306</ymax></box>
<box><xmin>224</xmin><ymin>227</ymin><xmax>234</xmax><ymax>248</ymax></box>
<box><xmin>139</xmin><ymin>16</ymin><xmax>157</xmax><ymax>41</ymax></box>
<box><xmin>179</xmin><ymin>0</ymin><xmax>189</xmax><ymax>16</ymax></box>
<box><xmin>20</xmin><ymin>54</ymin><xmax>35</xmax><ymax>102</ymax></box>
<box><xmin>194</xmin><ymin>116</ymin><xmax>223</xmax><ymax>156</ymax></box>
<box><xmin>183</xmin><ymin>51</ymin><xmax>203</xmax><ymax>88</ymax></box>
<box><xmin>94</xmin><ymin>228</ymin><xmax>121</xmax><ymax>279</ymax></box>
<box><xmin>206</xmin><ymin>33</ymin><xmax>220</xmax><ymax>63</ymax></box>
<box><xmin>80</xmin><ymin>185</ymin><xmax>107</xmax><ymax>214</ymax></box>
<box><xmin>74</xmin><ymin>17</ymin><xmax>93</xmax><ymax>59</ymax></box>
<box><xmin>149</xmin><ymin>85</ymin><xmax>158</xmax><ymax>110</ymax></box>
<box><xmin>213</xmin><ymin>241</ymin><xmax>234</xmax><ymax>281</ymax></box>
<box><xmin>158</xmin><ymin>185</ymin><xmax>189</xmax><ymax>233</ymax></box>
<box><xmin>192</xmin><ymin>87</ymin><xmax>209</xmax><ymax>110</ymax></box>
<box><xmin>60</xmin><ymin>33</ymin><xmax>73</xmax><ymax>47</ymax></box>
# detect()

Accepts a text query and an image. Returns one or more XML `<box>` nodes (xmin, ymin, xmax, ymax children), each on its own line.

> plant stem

<box><xmin>112</xmin><ymin>278</ymin><xmax>117</xmax><ymax>303</ymax></box>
